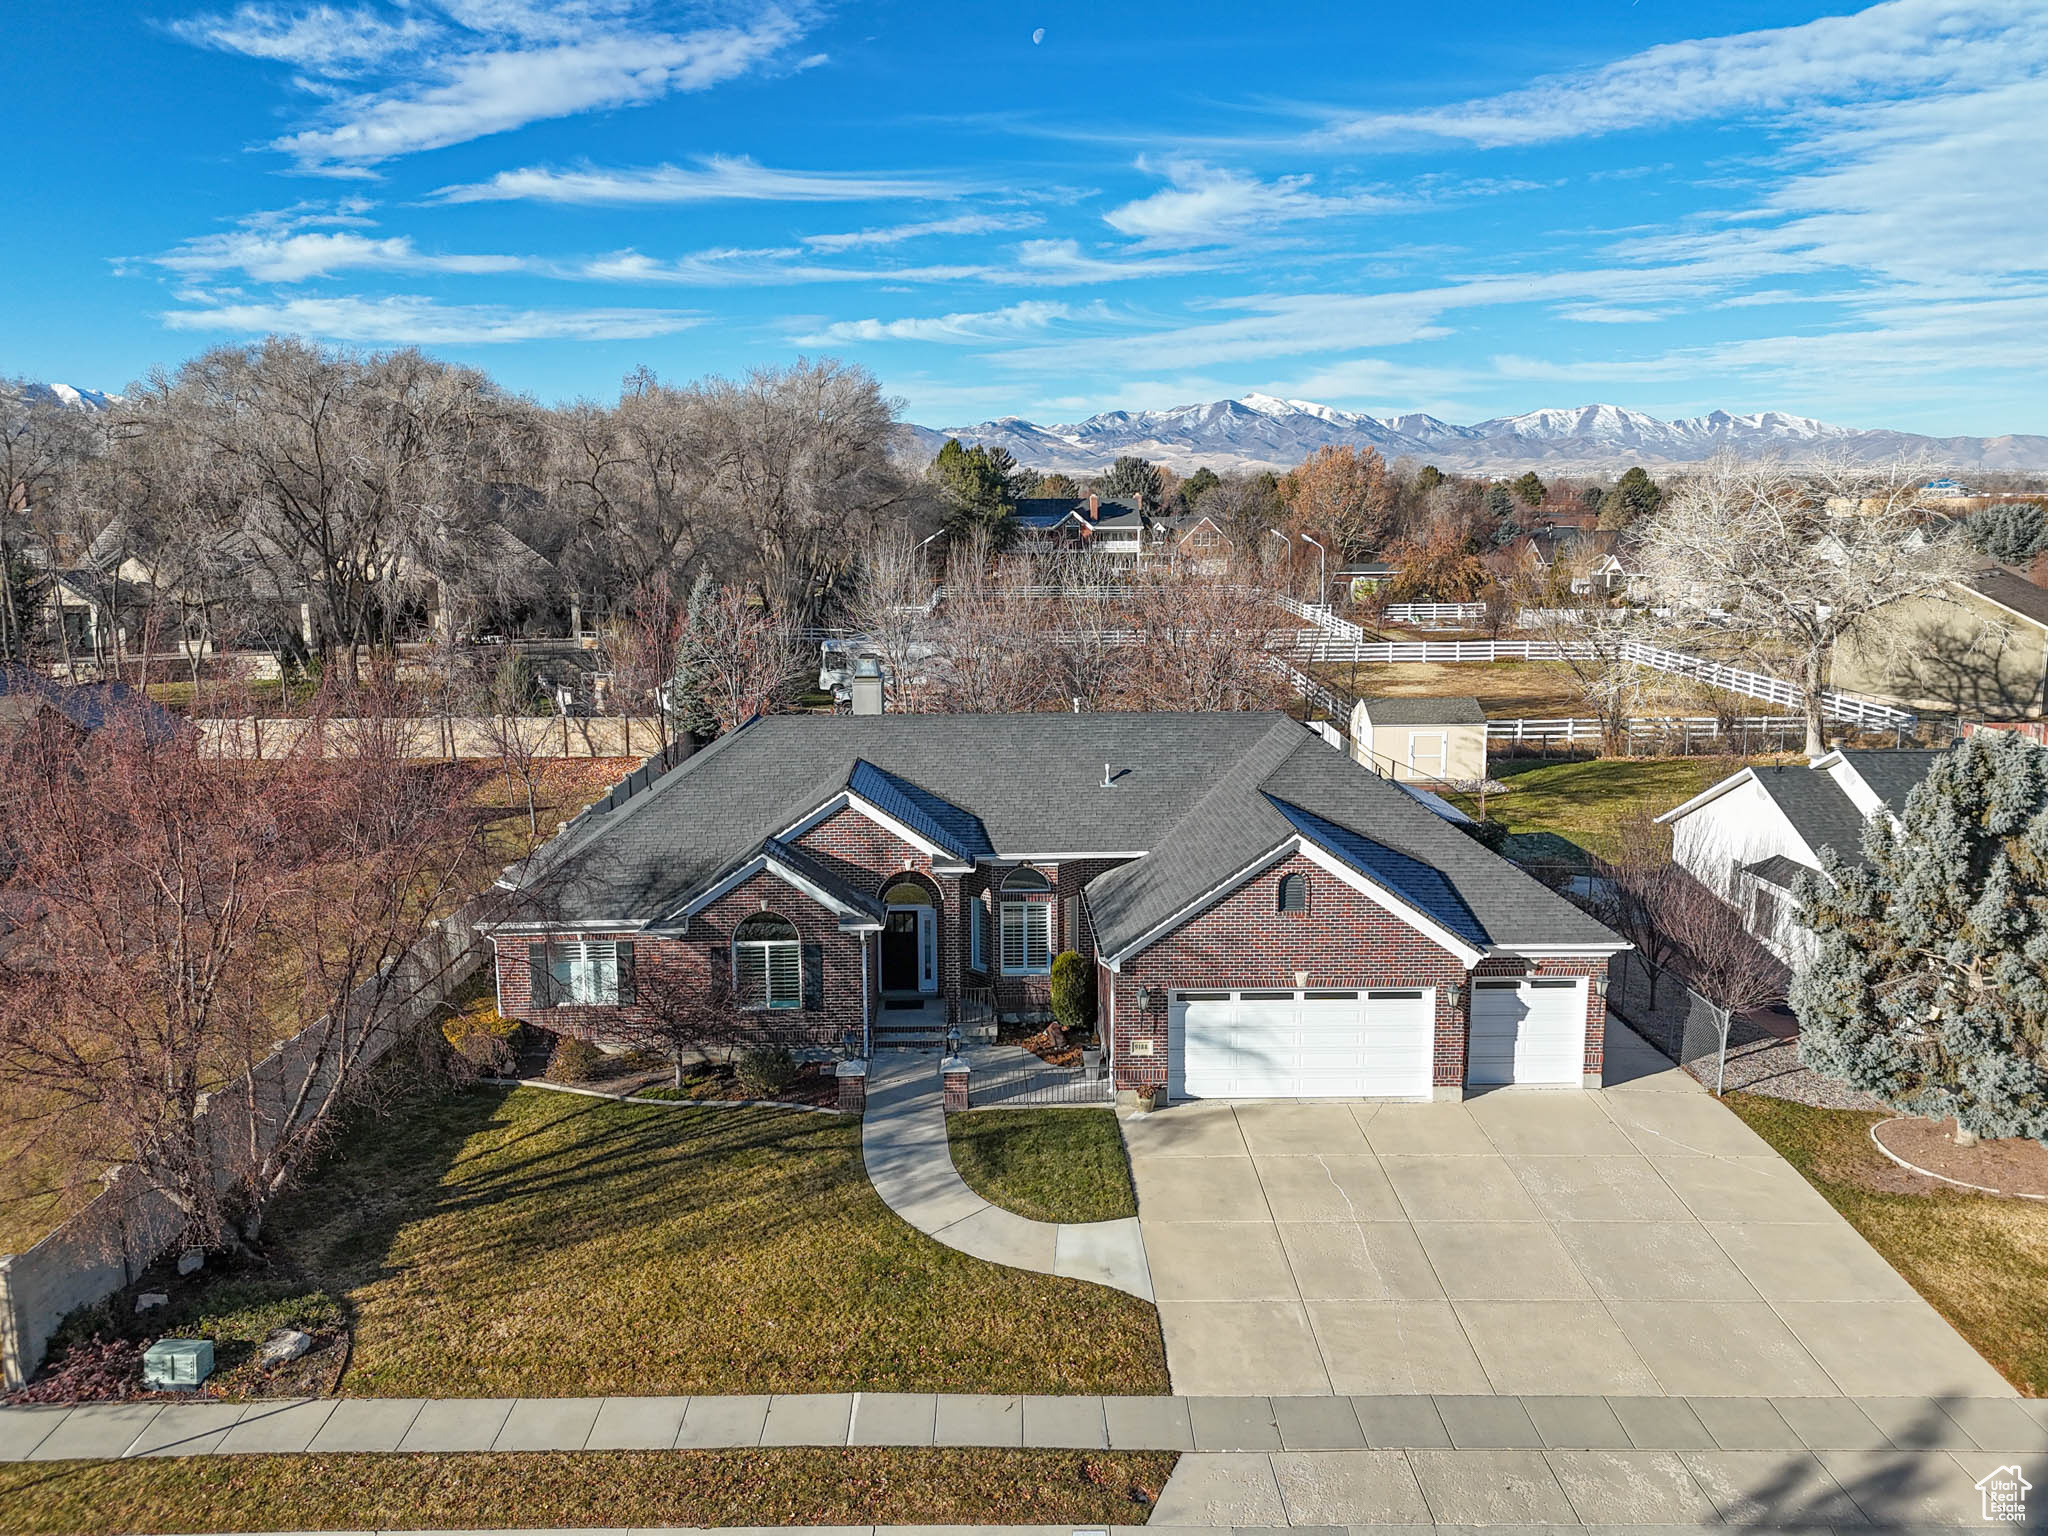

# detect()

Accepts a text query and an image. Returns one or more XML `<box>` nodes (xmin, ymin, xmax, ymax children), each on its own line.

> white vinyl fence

<box><xmin>0</xmin><ymin>910</ymin><xmax>487</xmax><ymax>1389</ymax></box>
<box><xmin>1383</xmin><ymin>602</ymin><xmax>1489</xmax><ymax>627</ymax></box>
<box><xmin>1486</xmin><ymin>716</ymin><xmax>1808</xmax><ymax>751</ymax></box>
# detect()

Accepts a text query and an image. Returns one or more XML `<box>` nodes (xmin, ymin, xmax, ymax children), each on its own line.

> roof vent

<box><xmin>1102</xmin><ymin>761</ymin><xmax>1114</xmax><ymax>788</ymax></box>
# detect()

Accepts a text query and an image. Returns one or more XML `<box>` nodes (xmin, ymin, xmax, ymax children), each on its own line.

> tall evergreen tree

<box><xmin>1601</xmin><ymin>465</ymin><xmax>1663</xmax><ymax>529</ymax></box>
<box><xmin>1099</xmin><ymin>455</ymin><xmax>1165</xmax><ymax>509</ymax></box>
<box><xmin>929</xmin><ymin>438</ymin><xmax>1022</xmax><ymax>548</ymax></box>
<box><xmin>1511</xmin><ymin>471</ymin><xmax>1546</xmax><ymax>507</ymax></box>
<box><xmin>1793</xmin><ymin>732</ymin><xmax>2048</xmax><ymax>1144</ymax></box>
<box><xmin>1965</xmin><ymin>501</ymin><xmax>2048</xmax><ymax>566</ymax></box>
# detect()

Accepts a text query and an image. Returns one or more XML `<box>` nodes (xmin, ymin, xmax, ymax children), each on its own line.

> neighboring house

<box><xmin>1149</xmin><ymin>511</ymin><xmax>1230</xmax><ymax>571</ymax></box>
<box><xmin>1348</xmin><ymin>696</ymin><xmax>1488</xmax><ymax>785</ymax></box>
<box><xmin>1341</xmin><ymin>563</ymin><xmax>1401</xmax><ymax>602</ymax></box>
<box><xmin>1505</xmin><ymin>528</ymin><xmax>1633</xmax><ymax>596</ymax></box>
<box><xmin>1656</xmin><ymin>748</ymin><xmax>1942</xmax><ymax>958</ymax></box>
<box><xmin>1921</xmin><ymin>477</ymin><xmax>1975</xmax><ymax>499</ymax></box>
<box><xmin>1013</xmin><ymin>495</ymin><xmax>1148</xmax><ymax>558</ymax></box>
<box><xmin>483</xmin><ymin>710</ymin><xmax>1625</xmax><ymax>1102</ymax></box>
<box><xmin>0</xmin><ymin>666</ymin><xmax>182</xmax><ymax>745</ymax></box>
<box><xmin>1834</xmin><ymin>568</ymin><xmax>2048</xmax><ymax>720</ymax></box>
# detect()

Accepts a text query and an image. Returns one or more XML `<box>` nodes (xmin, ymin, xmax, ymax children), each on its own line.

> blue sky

<box><xmin>6</xmin><ymin>0</ymin><xmax>2045</xmax><ymax>432</ymax></box>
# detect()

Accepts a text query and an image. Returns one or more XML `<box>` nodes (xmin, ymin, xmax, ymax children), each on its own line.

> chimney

<box><xmin>1086</xmin><ymin>493</ymin><xmax>1099</xmax><ymax>522</ymax></box>
<box><xmin>850</xmin><ymin>655</ymin><xmax>885</xmax><ymax>716</ymax></box>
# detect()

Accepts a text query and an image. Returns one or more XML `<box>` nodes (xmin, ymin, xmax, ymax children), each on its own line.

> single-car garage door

<box><xmin>1468</xmin><ymin>978</ymin><xmax>1588</xmax><ymax>1086</ymax></box>
<box><xmin>1169</xmin><ymin>988</ymin><xmax>1434</xmax><ymax>1099</ymax></box>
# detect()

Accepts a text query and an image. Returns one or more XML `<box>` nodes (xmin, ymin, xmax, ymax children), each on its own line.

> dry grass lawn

<box><xmin>947</xmin><ymin>1109</ymin><xmax>1140</xmax><ymax>1225</ymax></box>
<box><xmin>62</xmin><ymin>1083</ymin><xmax>1167</xmax><ymax>1397</ymax></box>
<box><xmin>1727</xmin><ymin>1094</ymin><xmax>2048</xmax><ymax>1396</ymax></box>
<box><xmin>1310</xmin><ymin>657</ymin><xmax>1754</xmax><ymax>721</ymax></box>
<box><xmin>0</xmin><ymin>1449</ymin><xmax>1177</xmax><ymax>1533</ymax></box>
<box><xmin>1445</xmin><ymin>756</ymin><xmax>1748</xmax><ymax>863</ymax></box>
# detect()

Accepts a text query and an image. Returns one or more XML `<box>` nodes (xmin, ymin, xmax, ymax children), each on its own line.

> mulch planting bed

<box><xmin>1874</xmin><ymin>1117</ymin><xmax>2048</xmax><ymax>1199</ymax></box>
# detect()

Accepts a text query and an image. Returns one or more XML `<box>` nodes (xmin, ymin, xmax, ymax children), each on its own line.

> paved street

<box><xmin>1127</xmin><ymin>1023</ymin><xmax>2013</xmax><ymax>1399</ymax></box>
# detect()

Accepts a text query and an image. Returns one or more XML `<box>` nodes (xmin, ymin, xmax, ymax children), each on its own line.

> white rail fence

<box><xmin>0</xmin><ymin>910</ymin><xmax>487</xmax><ymax>1389</ymax></box>
<box><xmin>1486</xmin><ymin>716</ymin><xmax>1808</xmax><ymax>750</ymax></box>
<box><xmin>1382</xmin><ymin>602</ymin><xmax>1489</xmax><ymax>626</ymax></box>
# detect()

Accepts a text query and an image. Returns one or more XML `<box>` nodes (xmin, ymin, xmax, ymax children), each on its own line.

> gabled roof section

<box><xmin>848</xmin><ymin>758</ymin><xmax>994</xmax><ymax>861</ymax></box>
<box><xmin>1266</xmin><ymin>796</ymin><xmax>1491</xmax><ymax>949</ymax></box>
<box><xmin>1361</xmin><ymin>695</ymin><xmax>1485</xmax><ymax>726</ymax></box>
<box><xmin>1748</xmin><ymin>764</ymin><xmax>1874</xmax><ymax>866</ymax></box>
<box><xmin>757</xmin><ymin>836</ymin><xmax>887</xmax><ymax>923</ymax></box>
<box><xmin>1836</xmin><ymin>749</ymin><xmax>1943</xmax><ymax>815</ymax></box>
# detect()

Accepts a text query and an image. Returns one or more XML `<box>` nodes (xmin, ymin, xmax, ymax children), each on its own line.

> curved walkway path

<box><xmin>860</xmin><ymin>1049</ymin><xmax>1154</xmax><ymax>1301</ymax></box>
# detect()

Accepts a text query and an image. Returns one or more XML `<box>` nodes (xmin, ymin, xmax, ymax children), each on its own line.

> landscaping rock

<box><xmin>177</xmin><ymin>1248</ymin><xmax>204</xmax><ymax>1275</ymax></box>
<box><xmin>260</xmin><ymin>1328</ymin><xmax>315</xmax><ymax>1368</ymax></box>
<box><xmin>135</xmin><ymin>1292</ymin><xmax>169</xmax><ymax>1313</ymax></box>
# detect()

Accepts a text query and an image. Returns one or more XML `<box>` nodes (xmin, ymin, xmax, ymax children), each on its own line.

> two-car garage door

<box><xmin>1169</xmin><ymin>989</ymin><xmax>1435</xmax><ymax>1099</ymax></box>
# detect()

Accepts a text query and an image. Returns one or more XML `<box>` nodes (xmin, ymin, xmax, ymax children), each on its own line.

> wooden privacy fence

<box><xmin>196</xmin><ymin>716</ymin><xmax>664</xmax><ymax>760</ymax></box>
<box><xmin>0</xmin><ymin>909</ymin><xmax>487</xmax><ymax>1389</ymax></box>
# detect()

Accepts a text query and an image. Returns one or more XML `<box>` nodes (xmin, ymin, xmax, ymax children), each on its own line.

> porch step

<box><xmin>874</xmin><ymin>1030</ymin><xmax>949</xmax><ymax>1047</ymax></box>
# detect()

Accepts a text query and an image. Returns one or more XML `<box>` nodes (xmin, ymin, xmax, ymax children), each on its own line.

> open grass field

<box><xmin>1310</xmin><ymin>656</ymin><xmax>1755</xmax><ymax>721</ymax></box>
<box><xmin>1445</xmin><ymin>756</ymin><xmax>1747</xmax><ymax>864</ymax></box>
<box><xmin>0</xmin><ymin>1448</ymin><xmax>1176</xmax><ymax>1533</ymax></box>
<box><xmin>947</xmin><ymin>1108</ymin><xmax>1140</xmax><ymax>1225</ymax></box>
<box><xmin>1726</xmin><ymin>1094</ymin><xmax>2048</xmax><ymax>1396</ymax></box>
<box><xmin>67</xmin><ymin>1084</ymin><xmax>1167</xmax><ymax>1398</ymax></box>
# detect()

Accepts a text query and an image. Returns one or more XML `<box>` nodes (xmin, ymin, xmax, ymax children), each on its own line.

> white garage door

<box><xmin>1468</xmin><ymin>978</ymin><xmax>1587</xmax><ymax>1086</ymax></box>
<box><xmin>1170</xmin><ymin>988</ymin><xmax>1434</xmax><ymax>1099</ymax></box>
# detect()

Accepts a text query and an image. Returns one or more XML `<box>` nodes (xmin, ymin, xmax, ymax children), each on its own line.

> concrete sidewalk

<box><xmin>862</xmin><ymin>1049</ymin><xmax>1153</xmax><ymax>1300</ymax></box>
<box><xmin>6</xmin><ymin>1391</ymin><xmax>2044</xmax><ymax>1462</ymax></box>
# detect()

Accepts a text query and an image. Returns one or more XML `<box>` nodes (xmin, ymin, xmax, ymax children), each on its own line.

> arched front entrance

<box><xmin>880</xmin><ymin>878</ymin><xmax>939</xmax><ymax>996</ymax></box>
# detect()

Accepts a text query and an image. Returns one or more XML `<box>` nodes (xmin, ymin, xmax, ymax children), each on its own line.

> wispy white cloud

<box><xmin>174</xmin><ymin>0</ymin><xmax>812</xmax><ymax>169</ymax></box>
<box><xmin>171</xmin><ymin>2</ymin><xmax>435</xmax><ymax>71</ymax></box>
<box><xmin>153</xmin><ymin>228</ymin><xmax>526</xmax><ymax>282</ymax></box>
<box><xmin>802</xmin><ymin>212</ymin><xmax>1039</xmax><ymax>251</ymax></box>
<box><xmin>798</xmin><ymin>300</ymin><xmax>1079</xmax><ymax>345</ymax></box>
<box><xmin>1318</xmin><ymin>0</ymin><xmax>2048</xmax><ymax>148</ymax></box>
<box><xmin>579</xmin><ymin>247</ymin><xmax>994</xmax><ymax>287</ymax></box>
<box><xmin>1010</xmin><ymin>237</ymin><xmax>1235</xmax><ymax>286</ymax></box>
<box><xmin>432</xmin><ymin>154</ymin><xmax>964</xmax><ymax>206</ymax></box>
<box><xmin>1104</xmin><ymin>159</ymin><xmax>1400</xmax><ymax>246</ymax></box>
<box><xmin>1555</xmin><ymin>305</ymin><xmax>1668</xmax><ymax>325</ymax></box>
<box><xmin>162</xmin><ymin>292</ymin><xmax>698</xmax><ymax>343</ymax></box>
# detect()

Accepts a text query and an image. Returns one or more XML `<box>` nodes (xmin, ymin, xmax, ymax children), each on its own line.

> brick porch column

<box><xmin>940</xmin><ymin>1055</ymin><xmax>969</xmax><ymax>1112</ymax></box>
<box><xmin>836</xmin><ymin>1059</ymin><xmax>868</xmax><ymax>1116</ymax></box>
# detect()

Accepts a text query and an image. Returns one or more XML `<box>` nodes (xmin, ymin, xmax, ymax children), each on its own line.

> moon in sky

<box><xmin>1031</xmin><ymin>27</ymin><xmax>1045</xmax><ymax>43</ymax></box>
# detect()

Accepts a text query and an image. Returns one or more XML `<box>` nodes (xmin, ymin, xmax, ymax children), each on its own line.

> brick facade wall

<box><xmin>1103</xmin><ymin>850</ymin><xmax>1613</xmax><ymax>1097</ymax></box>
<box><xmin>491</xmin><ymin>868</ymin><xmax>870</xmax><ymax>1053</ymax></box>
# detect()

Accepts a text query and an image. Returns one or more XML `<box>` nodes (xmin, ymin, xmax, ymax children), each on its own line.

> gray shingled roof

<box><xmin>505</xmin><ymin>711</ymin><xmax>1618</xmax><ymax>955</ymax></box>
<box><xmin>1749</xmin><ymin>764</ymin><xmax>1872</xmax><ymax>866</ymax></box>
<box><xmin>1361</xmin><ymin>696</ymin><xmax>1486</xmax><ymax>727</ymax></box>
<box><xmin>1838</xmin><ymin>750</ymin><xmax>1943</xmax><ymax>815</ymax></box>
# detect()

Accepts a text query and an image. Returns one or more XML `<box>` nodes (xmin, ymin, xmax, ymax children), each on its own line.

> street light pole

<box><xmin>1299</xmin><ymin>534</ymin><xmax>1326</xmax><ymax>609</ymax></box>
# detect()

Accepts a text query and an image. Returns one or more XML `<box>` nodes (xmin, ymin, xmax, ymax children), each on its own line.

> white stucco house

<box><xmin>1655</xmin><ymin>749</ymin><xmax>1942</xmax><ymax>959</ymax></box>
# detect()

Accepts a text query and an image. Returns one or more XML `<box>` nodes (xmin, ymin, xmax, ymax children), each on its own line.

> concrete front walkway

<box><xmin>5</xmin><ymin>1392</ymin><xmax>2042</xmax><ymax>1462</ymax></box>
<box><xmin>1130</xmin><ymin>1021</ymin><xmax>2015</xmax><ymax>1399</ymax></box>
<box><xmin>861</xmin><ymin>1049</ymin><xmax>1153</xmax><ymax>1300</ymax></box>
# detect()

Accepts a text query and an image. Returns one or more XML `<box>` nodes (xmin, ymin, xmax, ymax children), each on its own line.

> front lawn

<box><xmin>0</xmin><ymin>1449</ymin><xmax>1176</xmax><ymax>1533</ymax></box>
<box><xmin>1726</xmin><ymin>1094</ymin><xmax>2048</xmax><ymax>1396</ymax></box>
<box><xmin>947</xmin><ymin>1109</ymin><xmax>1140</xmax><ymax>1225</ymax></box>
<box><xmin>58</xmin><ymin>1084</ymin><xmax>1166</xmax><ymax>1397</ymax></box>
<box><xmin>1447</xmin><ymin>755</ymin><xmax>1752</xmax><ymax>863</ymax></box>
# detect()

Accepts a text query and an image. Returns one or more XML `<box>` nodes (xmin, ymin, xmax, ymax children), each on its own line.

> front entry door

<box><xmin>881</xmin><ymin>909</ymin><xmax>920</xmax><ymax>992</ymax></box>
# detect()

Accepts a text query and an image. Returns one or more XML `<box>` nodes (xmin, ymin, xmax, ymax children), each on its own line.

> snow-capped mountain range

<box><xmin>11</xmin><ymin>381</ymin><xmax>121</xmax><ymax>412</ymax></box>
<box><xmin>906</xmin><ymin>396</ymin><xmax>2048</xmax><ymax>474</ymax></box>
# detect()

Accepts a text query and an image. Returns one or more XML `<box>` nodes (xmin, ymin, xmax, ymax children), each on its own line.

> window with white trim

<box><xmin>969</xmin><ymin>896</ymin><xmax>986</xmax><ymax>972</ymax></box>
<box><xmin>733</xmin><ymin>913</ymin><xmax>802</xmax><ymax>1010</ymax></box>
<box><xmin>1000</xmin><ymin>901</ymin><xmax>1051</xmax><ymax>974</ymax></box>
<box><xmin>545</xmin><ymin>941</ymin><xmax>624</xmax><ymax>1005</ymax></box>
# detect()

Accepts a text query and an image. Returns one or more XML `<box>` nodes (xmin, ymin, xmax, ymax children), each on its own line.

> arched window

<box><xmin>733</xmin><ymin>912</ymin><xmax>801</xmax><ymax>1010</ymax></box>
<box><xmin>998</xmin><ymin>867</ymin><xmax>1052</xmax><ymax>974</ymax></box>
<box><xmin>882</xmin><ymin>880</ymin><xmax>933</xmax><ymax>906</ymax></box>
<box><xmin>1277</xmin><ymin>872</ymin><xmax>1308</xmax><ymax>914</ymax></box>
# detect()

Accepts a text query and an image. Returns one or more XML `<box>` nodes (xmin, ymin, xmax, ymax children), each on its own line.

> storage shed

<box><xmin>1349</xmin><ymin>695</ymin><xmax>1488</xmax><ymax>784</ymax></box>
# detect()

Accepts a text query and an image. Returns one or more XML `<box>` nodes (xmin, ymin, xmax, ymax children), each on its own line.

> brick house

<box><xmin>482</xmin><ymin>711</ymin><xmax>1626</xmax><ymax>1100</ymax></box>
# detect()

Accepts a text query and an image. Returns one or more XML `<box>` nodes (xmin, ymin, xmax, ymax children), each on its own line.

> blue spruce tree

<box><xmin>1793</xmin><ymin>731</ymin><xmax>2048</xmax><ymax>1143</ymax></box>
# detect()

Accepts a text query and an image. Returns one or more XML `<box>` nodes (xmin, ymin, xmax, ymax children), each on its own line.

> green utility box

<box><xmin>140</xmin><ymin>1337</ymin><xmax>213</xmax><ymax>1390</ymax></box>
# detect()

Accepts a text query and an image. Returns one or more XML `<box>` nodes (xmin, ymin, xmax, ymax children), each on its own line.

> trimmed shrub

<box><xmin>734</xmin><ymin>1046</ymin><xmax>798</xmax><ymax>1098</ymax></box>
<box><xmin>1049</xmin><ymin>950</ymin><xmax>1097</xmax><ymax>1043</ymax></box>
<box><xmin>544</xmin><ymin>1036</ymin><xmax>609</xmax><ymax>1084</ymax></box>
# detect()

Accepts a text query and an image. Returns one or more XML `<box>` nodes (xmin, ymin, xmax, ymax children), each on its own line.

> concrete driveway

<box><xmin>1124</xmin><ymin>1022</ymin><xmax>2012</xmax><ymax>1399</ymax></box>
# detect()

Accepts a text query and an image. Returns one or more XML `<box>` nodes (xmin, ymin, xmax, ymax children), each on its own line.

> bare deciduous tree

<box><xmin>1636</xmin><ymin>452</ymin><xmax>1974</xmax><ymax>754</ymax></box>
